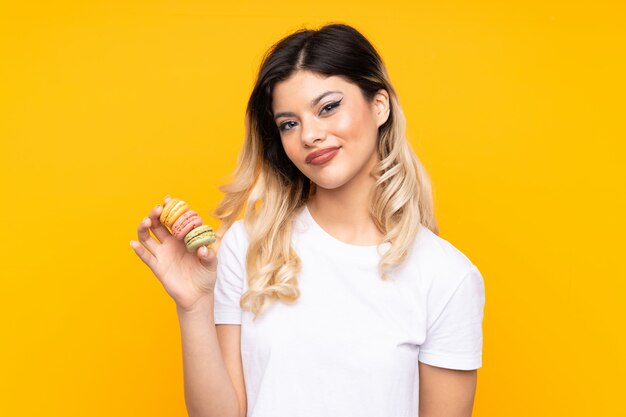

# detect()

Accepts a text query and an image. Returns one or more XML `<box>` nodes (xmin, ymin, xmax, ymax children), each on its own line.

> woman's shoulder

<box><xmin>419</xmin><ymin>225</ymin><xmax>473</xmax><ymax>261</ymax></box>
<box><xmin>407</xmin><ymin>224</ymin><xmax>478</xmax><ymax>281</ymax></box>
<box><xmin>219</xmin><ymin>219</ymin><xmax>249</xmax><ymax>251</ymax></box>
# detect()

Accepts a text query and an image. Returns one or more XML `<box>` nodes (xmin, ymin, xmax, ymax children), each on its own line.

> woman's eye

<box><xmin>321</xmin><ymin>99</ymin><xmax>342</xmax><ymax>114</ymax></box>
<box><xmin>278</xmin><ymin>121</ymin><xmax>296</xmax><ymax>132</ymax></box>
<box><xmin>277</xmin><ymin>99</ymin><xmax>342</xmax><ymax>132</ymax></box>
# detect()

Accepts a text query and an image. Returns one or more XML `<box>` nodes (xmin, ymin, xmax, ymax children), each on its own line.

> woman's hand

<box><xmin>130</xmin><ymin>196</ymin><xmax>218</xmax><ymax>313</ymax></box>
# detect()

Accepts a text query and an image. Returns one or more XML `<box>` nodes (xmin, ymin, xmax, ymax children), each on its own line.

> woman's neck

<box><xmin>307</xmin><ymin>166</ymin><xmax>384</xmax><ymax>246</ymax></box>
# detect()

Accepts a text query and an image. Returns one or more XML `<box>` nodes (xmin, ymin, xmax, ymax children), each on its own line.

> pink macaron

<box><xmin>171</xmin><ymin>210</ymin><xmax>203</xmax><ymax>240</ymax></box>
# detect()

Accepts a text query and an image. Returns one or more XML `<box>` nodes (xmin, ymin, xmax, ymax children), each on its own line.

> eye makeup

<box><xmin>277</xmin><ymin>98</ymin><xmax>343</xmax><ymax>132</ymax></box>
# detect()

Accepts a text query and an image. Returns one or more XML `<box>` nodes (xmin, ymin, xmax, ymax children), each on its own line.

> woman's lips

<box><xmin>306</xmin><ymin>147</ymin><xmax>340</xmax><ymax>165</ymax></box>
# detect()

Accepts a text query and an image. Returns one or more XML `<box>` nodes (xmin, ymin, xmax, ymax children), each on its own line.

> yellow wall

<box><xmin>1</xmin><ymin>1</ymin><xmax>624</xmax><ymax>416</ymax></box>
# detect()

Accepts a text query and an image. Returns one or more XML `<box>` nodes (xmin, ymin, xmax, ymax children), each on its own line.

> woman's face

<box><xmin>271</xmin><ymin>70</ymin><xmax>389</xmax><ymax>191</ymax></box>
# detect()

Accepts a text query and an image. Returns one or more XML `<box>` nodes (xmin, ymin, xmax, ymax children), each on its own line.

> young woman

<box><xmin>131</xmin><ymin>23</ymin><xmax>485</xmax><ymax>417</ymax></box>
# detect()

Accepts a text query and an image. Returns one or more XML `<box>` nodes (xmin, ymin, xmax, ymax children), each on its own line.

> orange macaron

<box><xmin>159</xmin><ymin>198</ymin><xmax>189</xmax><ymax>229</ymax></box>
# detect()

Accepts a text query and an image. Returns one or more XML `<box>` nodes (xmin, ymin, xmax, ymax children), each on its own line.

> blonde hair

<box><xmin>211</xmin><ymin>23</ymin><xmax>439</xmax><ymax>321</ymax></box>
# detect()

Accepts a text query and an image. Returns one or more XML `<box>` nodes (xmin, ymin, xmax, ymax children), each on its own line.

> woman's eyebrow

<box><xmin>273</xmin><ymin>90</ymin><xmax>342</xmax><ymax>120</ymax></box>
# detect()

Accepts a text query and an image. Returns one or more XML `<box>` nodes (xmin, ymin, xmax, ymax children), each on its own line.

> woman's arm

<box><xmin>177</xmin><ymin>297</ymin><xmax>241</xmax><ymax>417</ymax></box>
<box><xmin>418</xmin><ymin>361</ymin><xmax>478</xmax><ymax>417</ymax></box>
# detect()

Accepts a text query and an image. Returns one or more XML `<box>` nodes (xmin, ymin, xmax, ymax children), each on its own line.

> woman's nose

<box><xmin>300</xmin><ymin>117</ymin><xmax>326</xmax><ymax>147</ymax></box>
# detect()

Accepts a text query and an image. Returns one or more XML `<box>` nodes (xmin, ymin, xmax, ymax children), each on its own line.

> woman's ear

<box><xmin>373</xmin><ymin>89</ymin><xmax>391</xmax><ymax>127</ymax></box>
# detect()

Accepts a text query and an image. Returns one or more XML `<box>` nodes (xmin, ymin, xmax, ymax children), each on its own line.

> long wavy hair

<box><xmin>212</xmin><ymin>23</ymin><xmax>439</xmax><ymax>321</ymax></box>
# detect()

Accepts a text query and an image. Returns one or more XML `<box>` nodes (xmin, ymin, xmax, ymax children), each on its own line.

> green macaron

<box><xmin>184</xmin><ymin>225</ymin><xmax>217</xmax><ymax>252</ymax></box>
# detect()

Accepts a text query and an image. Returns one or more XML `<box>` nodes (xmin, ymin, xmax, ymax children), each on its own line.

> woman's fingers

<box><xmin>148</xmin><ymin>204</ymin><xmax>171</xmax><ymax>243</ymax></box>
<box><xmin>131</xmin><ymin>195</ymin><xmax>176</xmax><ymax>277</ymax></box>
<box><xmin>134</xmin><ymin>195</ymin><xmax>174</xmax><ymax>256</ymax></box>
<box><xmin>130</xmin><ymin>239</ymin><xmax>157</xmax><ymax>271</ymax></box>
<box><xmin>137</xmin><ymin>216</ymin><xmax>160</xmax><ymax>255</ymax></box>
<box><xmin>197</xmin><ymin>245</ymin><xmax>217</xmax><ymax>272</ymax></box>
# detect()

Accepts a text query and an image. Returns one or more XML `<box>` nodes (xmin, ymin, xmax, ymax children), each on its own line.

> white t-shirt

<box><xmin>214</xmin><ymin>204</ymin><xmax>485</xmax><ymax>417</ymax></box>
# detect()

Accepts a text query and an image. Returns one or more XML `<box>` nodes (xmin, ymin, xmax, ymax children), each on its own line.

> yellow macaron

<box><xmin>159</xmin><ymin>198</ymin><xmax>189</xmax><ymax>229</ymax></box>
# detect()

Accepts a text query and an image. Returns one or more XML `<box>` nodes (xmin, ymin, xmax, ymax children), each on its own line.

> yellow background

<box><xmin>1</xmin><ymin>1</ymin><xmax>624</xmax><ymax>416</ymax></box>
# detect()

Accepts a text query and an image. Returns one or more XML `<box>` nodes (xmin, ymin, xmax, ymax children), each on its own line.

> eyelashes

<box><xmin>277</xmin><ymin>98</ymin><xmax>343</xmax><ymax>132</ymax></box>
<box><xmin>320</xmin><ymin>99</ymin><xmax>342</xmax><ymax>115</ymax></box>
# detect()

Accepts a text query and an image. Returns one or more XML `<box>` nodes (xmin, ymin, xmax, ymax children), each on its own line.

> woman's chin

<box><xmin>309</xmin><ymin>177</ymin><xmax>350</xmax><ymax>191</ymax></box>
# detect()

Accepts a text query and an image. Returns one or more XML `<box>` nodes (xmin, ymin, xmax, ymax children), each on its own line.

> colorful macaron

<box><xmin>159</xmin><ymin>196</ymin><xmax>216</xmax><ymax>252</ymax></box>
<box><xmin>184</xmin><ymin>225</ymin><xmax>217</xmax><ymax>252</ymax></box>
<box><xmin>171</xmin><ymin>210</ymin><xmax>203</xmax><ymax>240</ymax></box>
<box><xmin>159</xmin><ymin>198</ymin><xmax>189</xmax><ymax>229</ymax></box>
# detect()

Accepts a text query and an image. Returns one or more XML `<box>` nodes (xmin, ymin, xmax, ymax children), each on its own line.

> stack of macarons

<box><xmin>159</xmin><ymin>197</ymin><xmax>216</xmax><ymax>252</ymax></box>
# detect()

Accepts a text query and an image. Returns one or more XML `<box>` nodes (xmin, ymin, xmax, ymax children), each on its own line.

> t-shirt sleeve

<box><xmin>213</xmin><ymin>222</ymin><xmax>246</xmax><ymax>325</ymax></box>
<box><xmin>418</xmin><ymin>265</ymin><xmax>486</xmax><ymax>370</ymax></box>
